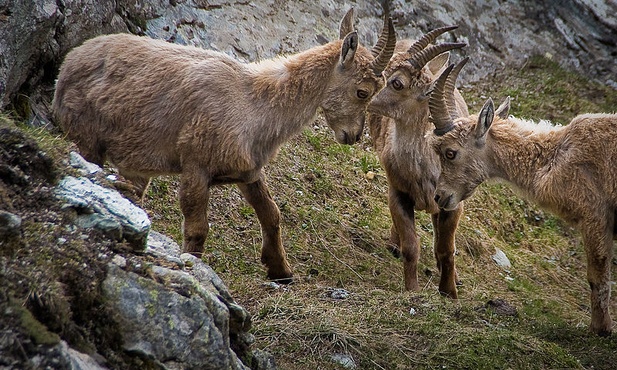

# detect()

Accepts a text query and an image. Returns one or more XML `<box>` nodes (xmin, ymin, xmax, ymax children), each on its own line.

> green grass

<box><xmin>11</xmin><ymin>54</ymin><xmax>617</xmax><ymax>369</ymax></box>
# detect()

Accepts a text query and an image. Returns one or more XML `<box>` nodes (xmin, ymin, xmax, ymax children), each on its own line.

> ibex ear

<box><xmin>339</xmin><ymin>8</ymin><xmax>355</xmax><ymax>39</ymax></box>
<box><xmin>476</xmin><ymin>98</ymin><xmax>494</xmax><ymax>146</ymax></box>
<box><xmin>340</xmin><ymin>31</ymin><xmax>358</xmax><ymax>69</ymax></box>
<box><xmin>495</xmin><ymin>96</ymin><xmax>511</xmax><ymax>119</ymax></box>
<box><xmin>427</xmin><ymin>52</ymin><xmax>450</xmax><ymax>76</ymax></box>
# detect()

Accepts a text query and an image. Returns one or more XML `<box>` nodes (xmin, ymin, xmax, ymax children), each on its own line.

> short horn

<box><xmin>429</xmin><ymin>63</ymin><xmax>456</xmax><ymax>136</ymax></box>
<box><xmin>445</xmin><ymin>57</ymin><xmax>469</xmax><ymax>120</ymax></box>
<box><xmin>339</xmin><ymin>8</ymin><xmax>355</xmax><ymax>39</ymax></box>
<box><xmin>371</xmin><ymin>17</ymin><xmax>396</xmax><ymax>75</ymax></box>
<box><xmin>409</xmin><ymin>42</ymin><xmax>466</xmax><ymax>71</ymax></box>
<box><xmin>407</xmin><ymin>25</ymin><xmax>458</xmax><ymax>56</ymax></box>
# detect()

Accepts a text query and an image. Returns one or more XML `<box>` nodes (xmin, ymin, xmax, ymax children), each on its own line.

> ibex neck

<box><xmin>489</xmin><ymin>118</ymin><xmax>564</xmax><ymax>200</ymax></box>
<box><xmin>392</xmin><ymin>107</ymin><xmax>433</xmax><ymax>147</ymax></box>
<box><xmin>249</xmin><ymin>41</ymin><xmax>341</xmax><ymax>115</ymax></box>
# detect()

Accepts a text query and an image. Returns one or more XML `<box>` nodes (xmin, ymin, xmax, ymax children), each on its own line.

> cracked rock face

<box><xmin>1</xmin><ymin>0</ymin><xmax>615</xmax><ymax>115</ymax></box>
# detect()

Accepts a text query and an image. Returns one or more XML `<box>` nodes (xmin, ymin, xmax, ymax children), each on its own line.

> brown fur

<box><xmin>367</xmin><ymin>39</ymin><xmax>467</xmax><ymax>297</ymax></box>
<box><xmin>432</xmin><ymin>97</ymin><xmax>617</xmax><ymax>335</ymax></box>
<box><xmin>52</xmin><ymin>14</ymin><xmax>387</xmax><ymax>282</ymax></box>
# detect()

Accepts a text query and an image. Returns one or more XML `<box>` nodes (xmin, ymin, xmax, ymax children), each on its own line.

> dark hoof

<box><xmin>388</xmin><ymin>245</ymin><xmax>401</xmax><ymax>258</ymax></box>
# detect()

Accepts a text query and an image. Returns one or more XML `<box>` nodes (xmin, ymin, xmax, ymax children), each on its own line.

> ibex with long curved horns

<box><xmin>429</xmin><ymin>63</ymin><xmax>617</xmax><ymax>336</ymax></box>
<box><xmin>53</xmin><ymin>9</ymin><xmax>396</xmax><ymax>283</ymax></box>
<box><xmin>367</xmin><ymin>24</ymin><xmax>466</xmax><ymax>297</ymax></box>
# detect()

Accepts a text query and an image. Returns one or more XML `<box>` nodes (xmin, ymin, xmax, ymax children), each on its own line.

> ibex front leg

<box><xmin>389</xmin><ymin>188</ymin><xmax>420</xmax><ymax>291</ymax></box>
<box><xmin>180</xmin><ymin>171</ymin><xmax>210</xmax><ymax>257</ymax></box>
<box><xmin>238</xmin><ymin>176</ymin><xmax>293</xmax><ymax>283</ymax></box>
<box><xmin>431</xmin><ymin>204</ymin><xmax>463</xmax><ymax>299</ymax></box>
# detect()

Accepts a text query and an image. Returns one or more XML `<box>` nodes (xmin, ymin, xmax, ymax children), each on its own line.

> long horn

<box><xmin>370</xmin><ymin>17</ymin><xmax>396</xmax><ymax>75</ymax></box>
<box><xmin>371</xmin><ymin>14</ymin><xmax>390</xmax><ymax>57</ymax></box>
<box><xmin>407</xmin><ymin>25</ymin><xmax>458</xmax><ymax>55</ymax></box>
<box><xmin>445</xmin><ymin>57</ymin><xmax>469</xmax><ymax>120</ymax></box>
<box><xmin>371</xmin><ymin>1</ymin><xmax>391</xmax><ymax>57</ymax></box>
<box><xmin>409</xmin><ymin>42</ymin><xmax>466</xmax><ymax>71</ymax></box>
<box><xmin>339</xmin><ymin>8</ymin><xmax>355</xmax><ymax>39</ymax></box>
<box><xmin>429</xmin><ymin>63</ymin><xmax>456</xmax><ymax>136</ymax></box>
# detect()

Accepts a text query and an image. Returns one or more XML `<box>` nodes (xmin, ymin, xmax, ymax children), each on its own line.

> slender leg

<box><xmin>581</xmin><ymin>216</ymin><xmax>614</xmax><ymax>336</ymax></box>
<box><xmin>179</xmin><ymin>171</ymin><xmax>210</xmax><ymax>258</ymax></box>
<box><xmin>388</xmin><ymin>187</ymin><xmax>420</xmax><ymax>291</ymax></box>
<box><xmin>238</xmin><ymin>176</ymin><xmax>293</xmax><ymax>283</ymax></box>
<box><xmin>432</xmin><ymin>203</ymin><xmax>463</xmax><ymax>299</ymax></box>
<box><xmin>387</xmin><ymin>224</ymin><xmax>401</xmax><ymax>258</ymax></box>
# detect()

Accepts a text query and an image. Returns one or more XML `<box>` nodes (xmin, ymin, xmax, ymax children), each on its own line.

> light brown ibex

<box><xmin>52</xmin><ymin>9</ymin><xmax>396</xmax><ymax>282</ymax></box>
<box><xmin>367</xmin><ymin>25</ymin><xmax>466</xmax><ymax>297</ymax></box>
<box><xmin>429</xmin><ymin>64</ymin><xmax>617</xmax><ymax>335</ymax></box>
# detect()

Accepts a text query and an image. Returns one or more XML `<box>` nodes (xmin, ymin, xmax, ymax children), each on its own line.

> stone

<box><xmin>102</xmin><ymin>264</ymin><xmax>250</xmax><ymax>370</ymax></box>
<box><xmin>0</xmin><ymin>210</ymin><xmax>21</xmax><ymax>239</ymax></box>
<box><xmin>492</xmin><ymin>248</ymin><xmax>512</xmax><ymax>269</ymax></box>
<box><xmin>55</xmin><ymin>176</ymin><xmax>151</xmax><ymax>248</ymax></box>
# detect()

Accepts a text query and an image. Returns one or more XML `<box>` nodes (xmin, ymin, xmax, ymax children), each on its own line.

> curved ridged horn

<box><xmin>371</xmin><ymin>15</ymin><xmax>390</xmax><ymax>57</ymax></box>
<box><xmin>429</xmin><ymin>63</ymin><xmax>456</xmax><ymax>136</ymax></box>
<box><xmin>407</xmin><ymin>25</ymin><xmax>458</xmax><ymax>56</ymax></box>
<box><xmin>370</xmin><ymin>17</ymin><xmax>396</xmax><ymax>75</ymax></box>
<box><xmin>444</xmin><ymin>57</ymin><xmax>469</xmax><ymax>120</ymax></box>
<box><xmin>409</xmin><ymin>42</ymin><xmax>466</xmax><ymax>71</ymax></box>
<box><xmin>339</xmin><ymin>8</ymin><xmax>355</xmax><ymax>39</ymax></box>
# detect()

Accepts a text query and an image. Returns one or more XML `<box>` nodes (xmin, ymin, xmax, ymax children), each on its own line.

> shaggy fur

<box><xmin>431</xmin><ymin>97</ymin><xmax>617</xmax><ymax>335</ymax></box>
<box><xmin>367</xmin><ymin>33</ymin><xmax>467</xmax><ymax>297</ymax></box>
<box><xmin>52</xmin><ymin>11</ymin><xmax>392</xmax><ymax>282</ymax></box>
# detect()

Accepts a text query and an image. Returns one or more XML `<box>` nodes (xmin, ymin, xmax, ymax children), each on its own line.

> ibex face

<box><xmin>368</xmin><ymin>26</ymin><xmax>465</xmax><ymax>121</ymax></box>
<box><xmin>322</xmin><ymin>9</ymin><xmax>396</xmax><ymax>145</ymax></box>
<box><xmin>320</xmin><ymin>39</ymin><xmax>383</xmax><ymax>144</ymax></box>
<box><xmin>367</xmin><ymin>54</ymin><xmax>436</xmax><ymax>120</ymax></box>
<box><xmin>429</xmin><ymin>63</ymin><xmax>510</xmax><ymax>210</ymax></box>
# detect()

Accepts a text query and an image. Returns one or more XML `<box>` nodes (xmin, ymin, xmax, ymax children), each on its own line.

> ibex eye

<box><xmin>445</xmin><ymin>149</ymin><xmax>457</xmax><ymax>160</ymax></box>
<box><xmin>357</xmin><ymin>90</ymin><xmax>369</xmax><ymax>99</ymax></box>
<box><xmin>391</xmin><ymin>79</ymin><xmax>404</xmax><ymax>91</ymax></box>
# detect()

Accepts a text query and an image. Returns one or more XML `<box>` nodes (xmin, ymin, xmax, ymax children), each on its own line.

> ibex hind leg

<box><xmin>237</xmin><ymin>178</ymin><xmax>293</xmax><ymax>284</ymax></box>
<box><xmin>581</xmin><ymin>218</ymin><xmax>614</xmax><ymax>336</ymax></box>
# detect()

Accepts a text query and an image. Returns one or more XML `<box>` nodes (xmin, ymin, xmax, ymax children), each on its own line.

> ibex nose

<box><xmin>434</xmin><ymin>194</ymin><xmax>441</xmax><ymax>203</ymax></box>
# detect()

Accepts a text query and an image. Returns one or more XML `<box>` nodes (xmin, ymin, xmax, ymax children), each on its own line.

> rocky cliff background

<box><xmin>1</xmin><ymin>0</ymin><xmax>616</xmax><ymax>369</ymax></box>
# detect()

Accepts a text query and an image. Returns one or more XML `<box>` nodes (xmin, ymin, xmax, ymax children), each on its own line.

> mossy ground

<box><xmin>4</xmin><ymin>55</ymin><xmax>617</xmax><ymax>369</ymax></box>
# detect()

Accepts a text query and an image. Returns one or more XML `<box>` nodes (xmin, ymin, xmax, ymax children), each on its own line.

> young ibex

<box><xmin>429</xmin><ymin>65</ymin><xmax>617</xmax><ymax>336</ymax></box>
<box><xmin>367</xmin><ymin>25</ymin><xmax>466</xmax><ymax>297</ymax></box>
<box><xmin>53</xmin><ymin>9</ymin><xmax>396</xmax><ymax>282</ymax></box>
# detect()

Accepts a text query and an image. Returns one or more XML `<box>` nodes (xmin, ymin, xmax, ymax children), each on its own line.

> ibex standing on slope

<box><xmin>367</xmin><ymin>25</ymin><xmax>466</xmax><ymax>297</ymax></box>
<box><xmin>429</xmin><ymin>64</ymin><xmax>617</xmax><ymax>336</ymax></box>
<box><xmin>53</xmin><ymin>9</ymin><xmax>396</xmax><ymax>283</ymax></box>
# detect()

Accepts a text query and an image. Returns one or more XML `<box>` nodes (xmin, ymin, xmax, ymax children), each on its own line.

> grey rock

<box><xmin>102</xmin><ymin>264</ymin><xmax>250</xmax><ymax>370</ymax></box>
<box><xmin>0</xmin><ymin>210</ymin><xmax>21</xmax><ymax>239</ymax></box>
<box><xmin>58</xmin><ymin>341</ymin><xmax>109</xmax><ymax>370</ymax></box>
<box><xmin>56</xmin><ymin>176</ymin><xmax>150</xmax><ymax>248</ymax></box>
<box><xmin>492</xmin><ymin>248</ymin><xmax>512</xmax><ymax>269</ymax></box>
<box><xmin>331</xmin><ymin>353</ymin><xmax>356</xmax><ymax>369</ymax></box>
<box><xmin>69</xmin><ymin>151</ymin><xmax>102</xmax><ymax>175</ymax></box>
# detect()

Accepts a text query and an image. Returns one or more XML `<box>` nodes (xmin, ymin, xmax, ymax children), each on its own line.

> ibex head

<box><xmin>429</xmin><ymin>61</ymin><xmax>511</xmax><ymax>210</ymax></box>
<box><xmin>322</xmin><ymin>8</ymin><xmax>396</xmax><ymax>144</ymax></box>
<box><xmin>368</xmin><ymin>25</ymin><xmax>465</xmax><ymax>122</ymax></box>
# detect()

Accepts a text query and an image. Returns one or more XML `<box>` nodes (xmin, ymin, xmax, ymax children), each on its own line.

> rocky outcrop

<box><xmin>0</xmin><ymin>123</ymin><xmax>274</xmax><ymax>370</ymax></box>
